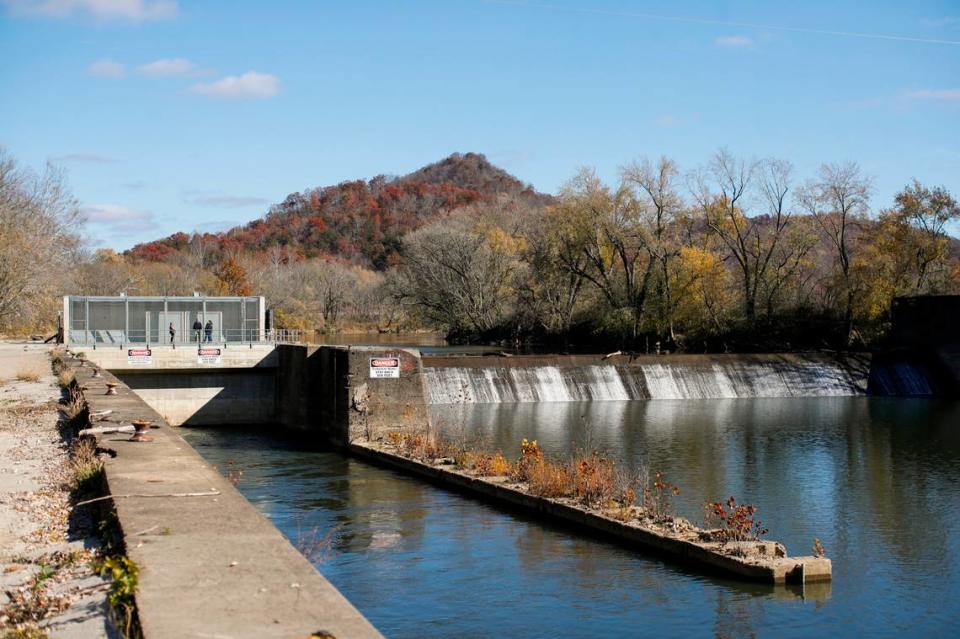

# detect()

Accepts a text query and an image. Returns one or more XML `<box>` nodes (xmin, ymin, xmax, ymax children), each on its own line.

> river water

<box><xmin>182</xmin><ymin>397</ymin><xmax>960</xmax><ymax>637</ymax></box>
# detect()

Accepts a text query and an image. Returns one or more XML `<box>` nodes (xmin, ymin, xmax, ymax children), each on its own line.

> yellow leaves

<box><xmin>670</xmin><ymin>246</ymin><xmax>732</xmax><ymax>331</ymax></box>
<box><xmin>704</xmin><ymin>196</ymin><xmax>747</xmax><ymax>235</ymax></box>
<box><xmin>598</xmin><ymin>241</ymin><xmax>616</xmax><ymax>270</ymax></box>
<box><xmin>482</xmin><ymin>225</ymin><xmax>527</xmax><ymax>256</ymax></box>
<box><xmin>93</xmin><ymin>248</ymin><xmax>124</xmax><ymax>264</ymax></box>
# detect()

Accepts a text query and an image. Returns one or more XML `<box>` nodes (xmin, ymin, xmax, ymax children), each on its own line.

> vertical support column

<box><xmin>202</xmin><ymin>298</ymin><xmax>207</xmax><ymax>347</ymax></box>
<box><xmin>241</xmin><ymin>297</ymin><xmax>247</xmax><ymax>345</ymax></box>
<box><xmin>163</xmin><ymin>297</ymin><xmax>168</xmax><ymax>347</ymax></box>
<box><xmin>259</xmin><ymin>296</ymin><xmax>266</xmax><ymax>343</ymax></box>
<box><xmin>84</xmin><ymin>298</ymin><xmax>90</xmax><ymax>346</ymax></box>
<box><xmin>62</xmin><ymin>296</ymin><xmax>70</xmax><ymax>346</ymax></box>
<box><xmin>124</xmin><ymin>296</ymin><xmax>129</xmax><ymax>346</ymax></box>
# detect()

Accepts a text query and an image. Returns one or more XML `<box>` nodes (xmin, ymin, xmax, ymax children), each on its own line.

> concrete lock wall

<box><xmin>81</xmin><ymin>344</ymin><xmax>278</xmax><ymax>371</ymax></box>
<box><xmin>82</xmin><ymin>342</ymin><xmax>430</xmax><ymax>435</ymax></box>
<box><xmin>120</xmin><ymin>369</ymin><xmax>277</xmax><ymax>426</ymax></box>
<box><xmin>274</xmin><ymin>345</ymin><xmax>431</xmax><ymax>445</ymax></box>
<box><xmin>83</xmin><ymin>345</ymin><xmax>279</xmax><ymax>426</ymax></box>
<box><xmin>345</xmin><ymin>346</ymin><xmax>431</xmax><ymax>442</ymax></box>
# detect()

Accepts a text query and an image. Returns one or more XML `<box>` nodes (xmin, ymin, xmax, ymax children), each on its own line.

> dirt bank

<box><xmin>0</xmin><ymin>343</ymin><xmax>113</xmax><ymax>638</ymax></box>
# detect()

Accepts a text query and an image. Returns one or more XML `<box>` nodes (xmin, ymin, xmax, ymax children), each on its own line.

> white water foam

<box><xmin>422</xmin><ymin>357</ymin><xmax>867</xmax><ymax>404</ymax></box>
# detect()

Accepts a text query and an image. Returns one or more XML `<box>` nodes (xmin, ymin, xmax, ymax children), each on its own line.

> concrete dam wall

<box><xmin>421</xmin><ymin>353</ymin><xmax>872</xmax><ymax>404</ymax></box>
<box><xmin>85</xmin><ymin>345</ymin><xmax>877</xmax><ymax>436</ymax></box>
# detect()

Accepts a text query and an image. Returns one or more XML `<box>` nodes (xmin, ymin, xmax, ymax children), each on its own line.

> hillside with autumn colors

<box><xmin>32</xmin><ymin>145</ymin><xmax>956</xmax><ymax>347</ymax></box>
<box><xmin>126</xmin><ymin>152</ymin><xmax>546</xmax><ymax>269</ymax></box>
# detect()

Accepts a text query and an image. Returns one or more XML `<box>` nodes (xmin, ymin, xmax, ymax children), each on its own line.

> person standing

<box><xmin>192</xmin><ymin>317</ymin><xmax>203</xmax><ymax>344</ymax></box>
<box><xmin>169</xmin><ymin>322</ymin><xmax>176</xmax><ymax>344</ymax></box>
<box><xmin>204</xmin><ymin>319</ymin><xmax>213</xmax><ymax>343</ymax></box>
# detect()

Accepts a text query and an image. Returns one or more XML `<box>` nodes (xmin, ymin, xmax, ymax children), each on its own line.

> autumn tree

<box><xmin>75</xmin><ymin>249</ymin><xmax>141</xmax><ymax>296</ymax></box>
<box><xmin>0</xmin><ymin>149</ymin><xmax>82</xmax><ymax>331</ymax></box>
<box><xmin>670</xmin><ymin>245</ymin><xmax>734</xmax><ymax>341</ymax></box>
<box><xmin>621</xmin><ymin>156</ymin><xmax>684</xmax><ymax>341</ymax></box>
<box><xmin>137</xmin><ymin>262</ymin><xmax>195</xmax><ymax>296</ymax></box>
<box><xmin>214</xmin><ymin>256</ymin><xmax>252</xmax><ymax>296</ymax></box>
<box><xmin>516</xmin><ymin>206</ymin><xmax>588</xmax><ymax>335</ymax></box>
<box><xmin>797</xmin><ymin>162</ymin><xmax>872</xmax><ymax>344</ymax></box>
<box><xmin>397</xmin><ymin>215</ymin><xmax>518</xmax><ymax>336</ymax></box>
<box><xmin>883</xmin><ymin>180</ymin><xmax>959</xmax><ymax>294</ymax></box>
<box><xmin>692</xmin><ymin>151</ymin><xmax>809</xmax><ymax>329</ymax></box>
<box><xmin>552</xmin><ymin>168</ymin><xmax>654</xmax><ymax>340</ymax></box>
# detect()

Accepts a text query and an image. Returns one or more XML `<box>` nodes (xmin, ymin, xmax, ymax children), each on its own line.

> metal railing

<box><xmin>67</xmin><ymin>328</ymin><xmax>305</xmax><ymax>347</ymax></box>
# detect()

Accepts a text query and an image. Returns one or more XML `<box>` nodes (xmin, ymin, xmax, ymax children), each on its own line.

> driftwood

<box><xmin>74</xmin><ymin>490</ymin><xmax>221</xmax><ymax>508</ymax></box>
<box><xmin>602</xmin><ymin>350</ymin><xmax>623</xmax><ymax>360</ymax></box>
<box><xmin>79</xmin><ymin>425</ymin><xmax>135</xmax><ymax>436</ymax></box>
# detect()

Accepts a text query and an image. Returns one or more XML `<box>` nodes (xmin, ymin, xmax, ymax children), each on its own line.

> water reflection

<box><xmin>183</xmin><ymin>396</ymin><xmax>960</xmax><ymax>637</ymax></box>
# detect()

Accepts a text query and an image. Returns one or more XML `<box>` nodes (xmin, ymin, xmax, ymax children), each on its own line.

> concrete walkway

<box><xmin>68</xmin><ymin>354</ymin><xmax>382</xmax><ymax>638</ymax></box>
<box><xmin>0</xmin><ymin>342</ymin><xmax>113</xmax><ymax>638</ymax></box>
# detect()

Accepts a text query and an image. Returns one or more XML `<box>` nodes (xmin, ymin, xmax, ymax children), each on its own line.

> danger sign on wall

<box><xmin>127</xmin><ymin>348</ymin><xmax>152</xmax><ymax>365</ymax></box>
<box><xmin>369</xmin><ymin>357</ymin><xmax>401</xmax><ymax>378</ymax></box>
<box><xmin>197</xmin><ymin>347</ymin><xmax>222</xmax><ymax>365</ymax></box>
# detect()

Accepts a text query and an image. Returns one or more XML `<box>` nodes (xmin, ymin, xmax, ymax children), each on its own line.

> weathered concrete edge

<box><xmin>348</xmin><ymin>442</ymin><xmax>831</xmax><ymax>585</ymax></box>
<box><xmin>66</xmin><ymin>357</ymin><xmax>383</xmax><ymax>639</ymax></box>
<box><xmin>422</xmin><ymin>351</ymin><xmax>871</xmax><ymax>371</ymax></box>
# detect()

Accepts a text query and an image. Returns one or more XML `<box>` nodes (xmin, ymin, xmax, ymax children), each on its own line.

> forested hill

<box><xmin>126</xmin><ymin>152</ymin><xmax>547</xmax><ymax>269</ymax></box>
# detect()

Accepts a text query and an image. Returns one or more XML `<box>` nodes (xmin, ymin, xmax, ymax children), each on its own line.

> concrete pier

<box><xmin>349</xmin><ymin>441</ymin><xmax>832</xmax><ymax>585</ymax></box>
<box><xmin>66</xmin><ymin>355</ymin><xmax>382</xmax><ymax>638</ymax></box>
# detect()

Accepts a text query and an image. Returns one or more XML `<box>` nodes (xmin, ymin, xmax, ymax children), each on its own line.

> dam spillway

<box><xmin>421</xmin><ymin>353</ymin><xmax>870</xmax><ymax>404</ymax></box>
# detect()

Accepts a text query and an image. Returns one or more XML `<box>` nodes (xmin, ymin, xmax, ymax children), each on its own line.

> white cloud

<box><xmin>715</xmin><ymin>35</ymin><xmax>753</xmax><ymax>47</ymax></box>
<box><xmin>51</xmin><ymin>152</ymin><xmax>118</xmax><ymax>163</ymax></box>
<box><xmin>136</xmin><ymin>57</ymin><xmax>196</xmax><ymax>77</ymax></box>
<box><xmin>190</xmin><ymin>72</ymin><xmax>281</xmax><ymax>100</ymax></box>
<box><xmin>87</xmin><ymin>58</ymin><xmax>125</xmax><ymax>79</ymax></box>
<box><xmin>80</xmin><ymin>204</ymin><xmax>157</xmax><ymax>234</ymax></box>
<box><xmin>903</xmin><ymin>89</ymin><xmax>960</xmax><ymax>101</ymax></box>
<box><xmin>2</xmin><ymin>0</ymin><xmax>177</xmax><ymax>22</ymax></box>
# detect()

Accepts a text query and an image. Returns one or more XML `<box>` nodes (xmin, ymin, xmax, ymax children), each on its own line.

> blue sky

<box><xmin>1</xmin><ymin>0</ymin><xmax>958</xmax><ymax>249</ymax></box>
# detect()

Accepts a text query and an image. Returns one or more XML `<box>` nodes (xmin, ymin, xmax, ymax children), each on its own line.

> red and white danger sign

<box><xmin>127</xmin><ymin>348</ymin><xmax>152</xmax><ymax>365</ymax></box>
<box><xmin>197</xmin><ymin>348</ymin><xmax>222</xmax><ymax>365</ymax></box>
<box><xmin>369</xmin><ymin>357</ymin><xmax>401</xmax><ymax>378</ymax></box>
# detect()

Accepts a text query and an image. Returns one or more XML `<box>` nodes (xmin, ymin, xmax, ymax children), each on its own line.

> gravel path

<box><xmin>0</xmin><ymin>342</ymin><xmax>114</xmax><ymax>638</ymax></box>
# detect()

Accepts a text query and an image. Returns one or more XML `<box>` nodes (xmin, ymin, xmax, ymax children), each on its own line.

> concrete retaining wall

<box><xmin>274</xmin><ymin>344</ymin><xmax>430</xmax><ymax>445</ymax></box>
<box><xmin>119</xmin><ymin>369</ymin><xmax>276</xmax><ymax>426</ymax></box>
<box><xmin>884</xmin><ymin>295</ymin><xmax>960</xmax><ymax>397</ymax></box>
<box><xmin>66</xmin><ymin>356</ymin><xmax>382</xmax><ymax>638</ymax></box>
<box><xmin>79</xmin><ymin>343</ymin><xmax>277</xmax><ymax>371</ymax></box>
<box><xmin>350</xmin><ymin>441</ymin><xmax>831</xmax><ymax>586</ymax></box>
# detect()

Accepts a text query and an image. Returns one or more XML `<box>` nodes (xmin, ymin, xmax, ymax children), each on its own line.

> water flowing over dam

<box><xmin>422</xmin><ymin>353</ymin><xmax>870</xmax><ymax>404</ymax></box>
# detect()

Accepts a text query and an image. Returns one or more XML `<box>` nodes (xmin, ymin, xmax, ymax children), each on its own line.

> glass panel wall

<box><xmin>66</xmin><ymin>296</ymin><xmax>265</xmax><ymax>345</ymax></box>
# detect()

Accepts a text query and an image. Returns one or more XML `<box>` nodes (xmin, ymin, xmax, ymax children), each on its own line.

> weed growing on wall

<box><xmin>704</xmin><ymin>496</ymin><xmax>769</xmax><ymax>542</ymax></box>
<box><xmin>93</xmin><ymin>555</ymin><xmax>140</xmax><ymax>638</ymax></box>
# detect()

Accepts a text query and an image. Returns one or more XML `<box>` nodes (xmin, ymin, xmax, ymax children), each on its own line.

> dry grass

<box><xmin>15</xmin><ymin>370</ymin><xmax>41</xmax><ymax>383</ymax></box>
<box><xmin>525</xmin><ymin>458</ymin><xmax>574</xmax><ymax>498</ymax></box>
<box><xmin>571</xmin><ymin>451</ymin><xmax>617</xmax><ymax>507</ymax></box>
<box><xmin>69</xmin><ymin>437</ymin><xmax>104</xmax><ymax>495</ymax></box>
<box><xmin>56</xmin><ymin>370</ymin><xmax>75</xmax><ymax>389</ymax></box>
<box><xmin>472</xmin><ymin>452</ymin><xmax>513</xmax><ymax>477</ymax></box>
<box><xmin>386</xmin><ymin>432</ymin><xmax>671</xmax><ymax>519</ymax></box>
<box><xmin>391</xmin><ymin>431</ymin><xmax>449</xmax><ymax>461</ymax></box>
